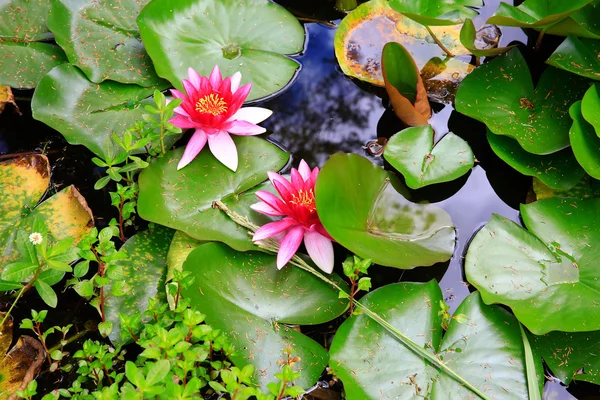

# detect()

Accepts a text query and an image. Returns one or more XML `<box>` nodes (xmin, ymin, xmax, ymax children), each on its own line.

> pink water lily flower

<box><xmin>251</xmin><ymin>160</ymin><xmax>335</xmax><ymax>273</ymax></box>
<box><xmin>170</xmin><ymin>65</ymin><xmax>272</xmax><ymax>171</ymax></box>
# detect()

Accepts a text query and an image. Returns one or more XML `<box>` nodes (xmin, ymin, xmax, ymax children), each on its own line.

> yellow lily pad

<box><xmin>0</xmin><ymin>313</ymin><xmax>13</xmax><ymax>358</ymax></box>
<box><xmin>0</xmin><ymin>336</ymin><xmax>45</xmax><ymax>399</ymax></box>
<box><xmin>0</xmin><ymin>87</ymin><xmax>17</xmax><ymax>114</ymax></box>
<box><xmin>0</xmin><ymin>155</ymin><xmax>93</xmax><ymax>267</ymax></box>
<box><xmin>334</xmin><ymin>0</ymin><xmax>469</xmax><ymax>86</ymax></box>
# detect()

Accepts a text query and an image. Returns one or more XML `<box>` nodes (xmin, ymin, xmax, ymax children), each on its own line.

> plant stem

<box><xmin>213</xmin><ymin>201</ymin><xmax>492</xmax><ymax>400</ymax></box>
<box><xmin>535</xmin><ymin>29</ymin><xmax>545</xmax><ymax>50</ymax></box>
<box><xmin>425</xmin><ymin>25</ymin><xmax>454</xmax><ymax>57</ymax></box>
<box><xmin>47</xmin><ymin>327</ymin><xmax>91</xmax><ymax>354</ymax></box>
<box><xmin>159</xmin><ymin>112</ymin><xmax>166</xmax><ymax>155</ymax></box>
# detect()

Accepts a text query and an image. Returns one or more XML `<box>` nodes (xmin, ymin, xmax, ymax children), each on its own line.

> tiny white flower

<box><xmin>29</xmin><ymin>232</ymin><xmax>43</xmax><ymax>245</ymax></box>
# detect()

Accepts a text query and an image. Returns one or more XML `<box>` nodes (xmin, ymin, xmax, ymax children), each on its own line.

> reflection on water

<box><xmin>260</xmin><ymin>23</ymin><xmax>384</xmax><ymax>167</ymax></box>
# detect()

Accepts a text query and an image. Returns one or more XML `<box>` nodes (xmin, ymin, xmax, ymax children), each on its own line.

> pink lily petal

<box><xmin>209</xmin><ymin>65</ymin><xmax>222</xmax><ymax>88</ymax></box>
<box><xmin>170</xmin><ymin>115</ymin><xmax>198</xmax><ymax>129</ymax></box>
<box><xmin>230</xmin><ymin>107</ymin><xmax>272</xmax><ymax>124</ymax></box>
<box><xmin>315</xmin><ymin>223</ymin><xmax>334</xmax><ymax>241</ymax></box>
<box><xmin>277</xmin><ymin>226</ymin><xmax>305</xmax><ymax>269</ymax></box>
<box><xmin>233</xmin><ymin>83</ymin><xmax>252</xmax><ymax>105</ymax></box>
<box><xmin>298</xmin><ymin>160</ymin><xmax>311</xmax><ymax>181</ymax></box>
<box><xmin>174</xmin><ymin>106</ymin><xmax>189</xmax><ymax>117</ymax></box>
<box><xmin>267</xmin><ymin>171</ymin><xmax>293</xmax><ymax>199</ymax></box>
<box><xmin>304</xmin><ymin>231</ymin><xmax>334</xmax><ymax>273</ymax></box>
<box><xmin>170</xmin><ymin>89</ymin><xmax>185</xmax><ymax>99</ymax></box>
<box><xmin>230</xmin><ymin>72</ymin><xmax>242</xmax><ymax>93</ymax></box>
<box><xmin>255</xmin><ymin>190</ymin><xmax>288</xmax><ymax>214</ymax></box>
<box><xmin>250</xmin><ymin>202</ymin><xmax>285</xmax><ymax>217</ymax></box>
<box><xmin>290</xmin><ymin>168</ymin><xmax>304</xmax><ymax>189</ymax></box>
<box><xmin>187</xmin><ymin>67</ymin><xmax>201</xmax><ymax>90</ymax></box>
<box><xmin>177</xmin><ymin>129</ymin><xmax>207</xmax><ymax>170</ymax></box>
<box><xmin>253</xmin><ymin>218</ymin><xmax>298</xmax><ymax>241</ymax></box>
<box><xmin>182</xmin><ymin>79</ymin><xmax>197</xmax><ymax>98</ymax></box>
<box><xmin>208</xmin><ymin>130</ymin><xmax>238</xmax><ymax>171</ymax></box>
<box><xmin>227</xmin><ymin>120</ymin><xmax>266</xmax><ymax>135</ymax></box>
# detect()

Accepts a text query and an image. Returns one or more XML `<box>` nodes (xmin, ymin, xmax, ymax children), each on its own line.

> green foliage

<box><xmin>67</xmin><ymin>226</ymin><xmax>130</xmax><ymax>337</ymax></box>
<box><xmin>340</xmin><ymin>255</ymin><xmax>372</xmax><ymax>315</ymax></box>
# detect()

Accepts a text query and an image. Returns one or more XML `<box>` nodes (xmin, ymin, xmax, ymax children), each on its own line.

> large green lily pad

<box><xmin>0</xmin><ymin>155</ymin><xmax>93</xmax><ymax>267</ymax></box>
<box><xmin>581</xmin><ymin>83</ymin><xmax>600</xmax><ymax>137</ymax></box>
<box><xmin>330</xmin><ymin>281</ymin><xmax>542</xmax><ymax>399</ymax></box>
<box><xmin>456</xmin><ymin>48</ymin><xmax>589</xmax><ymax>155</ymax></box>
<box><xmin>487</xmin><ymin>130</ymin><xmax>585</xmax><ymax>190</ymax></box>
<box><xmin>31</xmin><ymin>64</ymin><xmax>170</xmax><ymax>159</ymax></box>
<box><xmin>0</xmin><ymin>42</ymin><xmax>67</xmax><ymax>89</ymax></box>
<box><xmin>48</xmin><ymin>0</ymin><xmax>162</xmax><ymax>86</ymax></box>
<box><xmin>165</xmin><ymin>231</ymin><xmax>204</xmax><ymax>282</ymax></box>
<box><xmin>569</xmin><ymin>101</ymin><xmax>600</xmax><ymax>179</ymax></box>
<box><xmin>105</xmin><ymin>226</ymin><xmax>174</xmax><ymax>345</ymax></box>
<box><xmin>383</xmin><ymin>126</ymin><xmax>474</xmax><ymax>189</ymax></box>
<box><xmin>466</xmin><ymin>198</ymin><xmax>600</xmax><ymax>334</ymax></box>
<box><xmin>486</xmin><ymin>0</ymin><xmax>598</xmax><ymax>37</ymax></box>
<box><xmin>547</xmin><ymin>36</ymin><xmax>600</xmax><ymax>80</ymax></box>
<box><xmin>388</xmin><ymin>0</ymin><xmax>482</xmax><ymax>26</ymax></box>
<box><xmin>532</xmin><ymin>330</ymin><xmax>600</xmax><ymax>385</ymax></box>
<box><xmin>334</xmin><ymin>0</ymin><xmax>471</xmax><ymax>86</ymax></box>
<box><xmin>0</xmin><ymin>0</ymin><xmax>67</xmax><ymax>88</ymax></box>
<box><xmin>137</xmin><ymin>136</ymin><xmax>289</xmax><ymax>252</ymax></box>
<box><xmin>315</xmin><ymin>153</ymin><xmax>456</xmax><ymax>269</ymax></box>
<box><xmin>137</xmin><ymin>0</ymin><xmax>305</xmax><ymax>101</ymax></box>
<box><xmin>181</xmin><ymin>242</ymin><xmax>348</xmax><ymax>390</ymax></box>
<box><xmin>533</xmin><ymin>176</ymin><xmax>600</xmax><ymax>201</ymax></box>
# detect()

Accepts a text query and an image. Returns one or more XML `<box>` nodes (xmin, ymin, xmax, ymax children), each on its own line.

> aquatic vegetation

<box><xmin>252</xmin><ymin>160</ymin><xmax>334</xmax><ymax>273</ymax></box>
<box><xmin>170</xmin><ymin>66</ymin><xmax>272</xmax><ymax>171</ymax></box>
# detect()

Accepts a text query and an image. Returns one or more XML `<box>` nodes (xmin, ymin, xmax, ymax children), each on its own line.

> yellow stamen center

<box><xmin>195</xmin><ymin>93</ymin><xmax>228</xmax><ymax>116</ymax></box>
<box><xmin>289</xmin><ymin>189</ymin><xmax>315</xmax><ymax>211</ymax></box>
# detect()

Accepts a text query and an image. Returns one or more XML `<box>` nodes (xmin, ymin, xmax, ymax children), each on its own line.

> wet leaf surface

<box><xmin>532</xmin><ymin>176</ymin><xmax>600</xmax><ymax>201</ymax></box>
<box><xmin>456</xmin><ymin>48</ymin><xmax>589</xmax><ymax>155</ymax></box>
<box><xmin>459</xmin><ymin>18</ymin><xmax>513</xmax><ymax>57</ymax></box>
<box><xmin>48</xmin><ymin>0</ymin><xmax>163</xmax><ymax>86</ymax></box>
<box><xmin>547</xmin><ymin>36</ymin><xmax>600</xmax><ymax>80</ymax></box>
<box><xmin>0</xmin><ymin>0</ymin><xmax>53</xmax><ymax>41</ymax></box>
<box><xmin>138</xmin><ymin>136</ymin><xmax>289</xmax><ymax>252</ymax></box>
<box><xmin>532</xmin><ymin>330</ymin><xmax>600</xmax><ymax>385</ymax></box>
<box><xmin>330</xmin><ymin>282</ymin><xmax>542</xmax><ymax>399</ymax></box>
<box><xmin>569</xmin><ymin>101</ymin><xmax>600</xmax><ymax>179</ymax></box>
<box><xmin>31</xmin><ymin>64</ymin><xmax>171</xmax><ymax>159</ymax></box>
<box><xmin>315</xmin><ymin>153</ymin><xmax>456</xmax><ymax>269</ymax></box>
<box><xmin>105</xmin><ymin>226</ymin><xmax>174</xmax><ymax>345</ymax></box>
<box><xmin>387</xmin><ymin>0</ymin><xmax>482</xmax><ymax>26</ymax></box>
<box><xmin>384</xmin><ymin>126</ymin><xmax>474</xmax><ymax>189</ymax></box>
<box><xmin>182</xmin><ymin>242</ymin><xmax>348</xmax><ymax>390</ymax></box>
<box><xmin>138</xmin><ymin>0</ymin><xmax>305</xmax><ymax>101</ymax></box>
<box><xmin>466</xmin><ymin>198</ymin><xmax>600</xmax><ymax>334</ymax></box>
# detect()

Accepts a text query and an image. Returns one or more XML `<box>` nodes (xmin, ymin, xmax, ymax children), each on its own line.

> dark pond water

<box><xmin>1</xmin><ymin>0</ymin><xmax>598</xmax><ymax>398</ymax></box>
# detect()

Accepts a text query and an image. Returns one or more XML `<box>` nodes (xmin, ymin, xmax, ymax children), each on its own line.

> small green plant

<box><xmin>340</xmin><ymin>255</ymin><xmax>372</xmax><ymax>315</ymax></box>
<box><xmin>67</xmin><ymin>226</ymin><xmax>130</xmax><ymax>337</ymax></box>
<box><xmin>92</xmin><ymin>91</ymin><xmax>182</xmax><ymax>241</ymax></box>
<box><xmin>0</xmin><ymin>218</ymin><xmax>79</xmax><ymax>321</ymax></box>
<box><xmin>438</xmin><ymin>300</ymin><xmax>468</xmax><ymax>330</ymax></box>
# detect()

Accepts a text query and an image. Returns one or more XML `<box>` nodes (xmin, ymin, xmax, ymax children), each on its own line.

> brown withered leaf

<box><xmin>0</xmin><ymin>87</ymin><xmax>18</xmax><ymax>114</ymax></box>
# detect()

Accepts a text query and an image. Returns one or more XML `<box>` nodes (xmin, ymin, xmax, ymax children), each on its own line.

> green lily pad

<box><xmin>459</xmin><ymin>18</ymin><xmax>514</xmax><ymax>57</ymax></box>
<box><xmin>383</xmin><ymin>126</ymin><xmax>474</xmax><ymax>189</ymax></box>
<box><xmin>0</xmin><ymin>155</ymin><xmax>93</xmax><ymax>267</ymax></box>
<box><xmin>0</xmin><ymin>1</ymin><xmax>67</xmax><ymax>88</ymax></box>
<box><xmin>330</xmin><ymin>281</ymin><xmax>542</xmax><ymax>399</ymax></box>
<box><xmin>165</xmin><ymin>231</ymin><xmax>204</xmax><ymax>282</ymax></box>
<box><xmin>31</xmin><ymin>64</ymin><xmax>170</xmax><ymax>159</ymax></box>
<box><xmin>581</xmin><ymin>83</ymin><xmax>600</xmax><ymax>136</ymax></box>
<box><xmin>533</xmin><ymin>176</ymin><xmax>600</xmax><ymax>200</ymax></box>
<box><xmin>456</xmin><ymin>48</ymin><xmax>589</xmax><ymax>155</ymax></box>
<box><xmin>105</xmin><ymin>226</ymin><xmax>174</xmax><ymax>345</ymax></box>
<box><xmin>47</xmin><ymin>0</ymin><xmax>162</xmax><ymax>86</ymax></box>
<box><xmin>181</xmin><ymin>242</ymin><xmax>348</xmax><ymax>390</ymax></box>
<box><xmin>465</xmin><ymin>198</ymin><xmax>600</xmax><ymax>334</ymax></box>
<box><xmin>388</xmin><ymin>0</ymin><xmax>482</xmax><ymax>26</ymax></box>
<box><xmin>137</xmin><ymin>0</ymin><xmax>305</xmax><ymax>102</ymax></box>
<box><xmin>486</xmin><ymin>0</ymin><xmax>596</xmax><ymax>35</ymax></box>
<box><xmin>0</xmin><ymin>42</ymin><xmax>67</xmax><ymax>89</ymax></box>
<box><xmin>569</xmin><ymin>101</ymin><xmax>600</xmax><ymax>179</ymax></box>
<box><xmin>547</xmin><ymin>36</ymin><xmax>600</xmax><ymax>80</ymax></box>
<box><xmin>487</xmin><ymin>130</ymin><xmax>585</xmax><ymax>190</ymax></box>
<box><xmin>315</xmin><ymin>153</ymin><xmax>456</xmax><ymax>269</ymax></box>
<box><xmin>137</xmin><ymin>136</ymin><xmax>289</xmax><ymax>252</ymax></box>
<box><xmin>0</xmin><ymin>0</ymin><xmax>52</xmax><ymax>41</ymax></box>
<box><xmin>532</xmin><ymin>330</ymin><xmax>600</xmax><ymax>385</ymax></box>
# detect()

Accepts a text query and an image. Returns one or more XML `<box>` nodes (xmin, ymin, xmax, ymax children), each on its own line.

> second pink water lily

<box><xmin>251</xmin><ymin>160</ymin><xmax>335</xmax><ymax>274</ymax></box>
<box><xmin>170</xmin><ymin>65</ymin><xmax>272</xmax><ymax>171</ymax></box>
